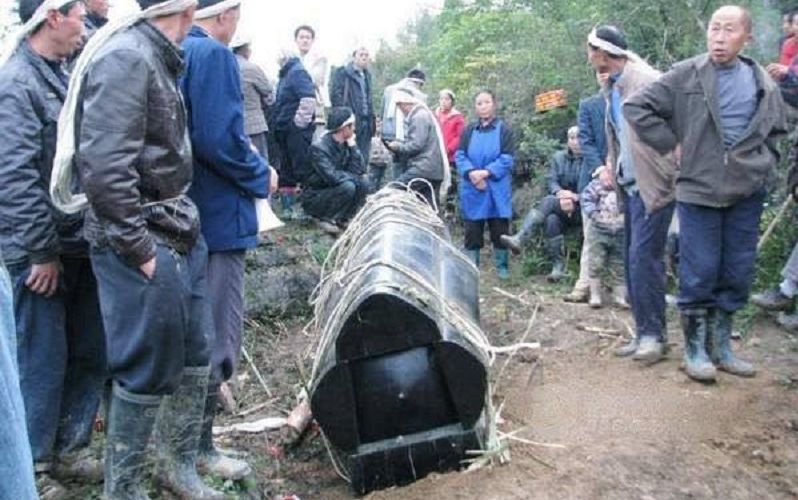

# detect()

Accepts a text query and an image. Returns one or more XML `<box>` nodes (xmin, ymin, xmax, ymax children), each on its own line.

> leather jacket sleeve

<box><xmin>78</xmin><ymin>48</ymin><xmax>156</xmax><ymax>266</ymax></box>
<box><xmin>0</xmin><ymin>86</ymin><xmax>61</xmax><ymax>263</ymax></box>
<box><xmin>309</xmin><ymin>140</ymin><xmax>357</xmax><ymax>187</ymax></box>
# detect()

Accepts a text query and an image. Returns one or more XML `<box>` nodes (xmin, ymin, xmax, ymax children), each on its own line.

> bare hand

<box><xmin>599</xmin><ymin>165</ymin><xmax>615</xmax><ymax>190</ymax></box>
<box><xmin>25</xmin><ymin>261</ymin><xmax>60</xmax><ymax>297</ymax></box>
<box><xmin>596</xmin><ymin>72</ymin><xmax>610</xmax><ymax>89</ymax></box>
<box><xmin>673</xmin><ymin>144</ymin><xmax>682</xmax><ymax>168</ymax></box>
<box><xmin>387</xmin><ymin>141</ymin><xmax>400</xmax><ymax>151</ymax></box>
<box><xmin>559</xmin><ymin>197</ymin><xmax>576</xmax><ymax>214</ymax></box>
<box><xmin>474</xmin><ymin>179</ymin><xmax>488</xmax><ymax>191</ymax></box>
<box><xmin>269</xmin><ymin>167</ymin><xmax>279</xmax><ymax>195</ymax></box>
<box><xmin>139</xmin><ymin>257</ymin><xmax>156</xmax><ymax>280</ymax></box>
<box><xmin>556</xmin><ymin>189</ymin><xmax>577</xmax><ymax>201</ymax></box>
<box><xmin>767</xmin><ymin>63</ymin><xmax>789</xmax><ymax>81</ymax></box>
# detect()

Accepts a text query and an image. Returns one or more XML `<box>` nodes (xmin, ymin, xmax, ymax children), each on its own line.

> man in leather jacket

<box><xmin>71</xmin><ymin>0</ymin><xmax>225</xmax><ymax>498</ymax></box>
<box><xmin>0</xmin><ymin>1</ymin><xmax>106</xmax><ymax>496</ymax></box>
<box><xmin>301</xmin><ymin>106</ymin><xmax>368</xmax><ymax>234</ymax></box>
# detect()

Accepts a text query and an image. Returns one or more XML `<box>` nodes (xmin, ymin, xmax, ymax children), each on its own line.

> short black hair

<box><xmin>294</xmin><ymin>25</ymin><xmax>315</xmax><ymax>40</ymax></box>
<box><xmin>19</xmin><ymin>0</ymin><xmax>80</xmax><ymax>23</ymax></box>
<box><xmin>406</xmin><ymin>68</ymin><xmax>426</xmax><ymax>81</ymax></box>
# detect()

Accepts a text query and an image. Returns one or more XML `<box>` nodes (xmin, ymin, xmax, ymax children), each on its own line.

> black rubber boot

<box><xmin>197</xmin><ymin>383</ymin><xmax>252</xmax><ymax>481</ymax></box>
<box><xmin>154</xmin><ymin>366</ymin><xmax>224</xmax><ymax>500</ymax></box>
<box><xmin>500</xmin><ymin>208</ymin><xmax>543</xmax><ymax>254</ymax></box>
<box><xmin>681</xmin><ymin>311</ymin><xmax>717</xmax><ymax>382</ymax></box>
<box><xmin>545</xmin><ymin>235</ymin><xmax>566</xmax><ymax>282</ymax></box>
<box><xmin>104</xmin><ymin>383</ymin><xmax>161</xmax><ymax>500</ymax></box>
<box><xmin>708</xmin><ymin>309</ymin><xmax>756</xmax><ymax>377</ymax></box>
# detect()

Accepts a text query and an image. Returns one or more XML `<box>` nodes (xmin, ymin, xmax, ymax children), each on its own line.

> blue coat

<box><xmin>181</xmin><ymin>26</ymin><xmax>269</xmax><ymax>252</ymax></box>
<box><xmin>576</xmin><ymin>93</ymin><xmax>608</xmax><ymax>193</ymax></box>
<box><xmin>455</xmin><ymin>119</ymin><xmax>515</xmax><ymax>220</ymax></box>
<box><xmin>273</xmin><ymin>57</ymin><xmax>315</xmax><ymax>132</ymax></box>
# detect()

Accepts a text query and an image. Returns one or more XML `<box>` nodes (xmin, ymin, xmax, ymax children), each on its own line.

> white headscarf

<box><xmin>194</xmin><ymin>0</ymin><xmax>240</xmax><ymax>19</ymax></box>
<box><xmin>50</xmin><ymin>0</ymin><xmax>198</xmax><ymax>214</ymax></box>
<box><xmin>0</xmin><ymin>0</ymin><xmax>78</xmax><ymax>66</ymax></box>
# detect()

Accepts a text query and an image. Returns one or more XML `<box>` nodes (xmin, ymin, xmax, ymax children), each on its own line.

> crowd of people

<box><xmin>0</xmin><ymin>0</ymin><xmax>795</xmax><ymax>499</ymax></box>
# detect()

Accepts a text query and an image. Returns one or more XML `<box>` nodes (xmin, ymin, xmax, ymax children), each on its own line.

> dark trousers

<box><xmin>275</xmin><ymin>125</ymin><xmax>313</xmax><ymax>188</ymax></box>
<box><xmin>301</xmin><ymin>179</ymin><xmax>368</xmax><ymax>223</ymax></box>
<box><xmin>8</xmin><ymin>257</ymin><xmax>106</xmax><ymax>463</ymax></box>
<box><xmin>356</xmin><ymin>115</ymin><xmax>372</xmax><ymax>161</ymax></box>
<box><xmin>465</xmin><ymin>218</ymin><xmax>510</xmax><ymax>250</ymax></box>
<box><xmin>207</xmin><ymin>251</ymin><xmax>246</xmax><ymax>385</ymax></box>
<box><xmin>91</xmin><ymin>238</ymin><xmax>211</xmax><ymax>396</ymax></box>
<box><xmin>623</xmin><ymin>192</ymin><xmax>675</xmax><ymax>341</ymax></box>
<box><xmin>677</xmin><ymin>189</ymin><xmax>765</xmax><ymax>313</ymax></box>
<box><xmin>539</xmin><ymin>195</ymin><xmax>581</xmax><ymax>238</ymax></box>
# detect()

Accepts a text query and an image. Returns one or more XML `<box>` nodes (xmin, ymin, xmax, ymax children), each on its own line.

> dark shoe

<box><xmin>154</xmin><ymin>366</ymin><xmax>225</xmax><ymax>500</ymax></box>
<box><xmin>588</xmin><ymin>279</ymin><xmax>602</xmax><ymax>308</ymax></box>
<box><xmin>499</xmin><ymin>234</ymin><xmax>522</xmax><ymax>255</ymax></box>
<box><xmin>197</xmin><ymin>384</ymin><xmax>252</xmax><ymax>481</ymax></box>
<box><xmin>614</xmin><ymin>338</ymin><xmax>638</xmax><ymax>357</ymax></box>
<box><xmin>709</xmin><ymin>309</ymin><xmax>756</xmax><ymax>378</ymax></box>
<box><xmin>105</xmin><ymin>383</ymin><xmax>161</xmax><ymax>500</ymax></box>
<box><xmin>750</xmin><ymin>287</ymin><xmax>795</xmax><ymax>312</ymax></box>
<box><xmin>777</xmin><ymin>312</ymin><xmax>798</xmax><ymax>333</ymax></box>
<box><xmin>563</xmin><ymin>285</ymin><xmax>589</xmax><ymax>303</ymax></box>
<box><xmin>313</xmin><ymin>218</ymin><xmax>341</xmax><ymax>236</ymax></box>
<box><xmin>681</xmin><ymin>312</ymin><xmax>717</xmax><ymax>382</ymax></box>
<box><xmin>53</xmin><ymin>448</ymin><xmax>103</xmax><ymax>483</ymax></box>
<box><xmin>494</xmin><ymin>248</ymin><xmax>510</xmax><ymax>280</ymax></box>
<box><xmin>632</xmin><ymin>336</ymin><xmax>665</xmax><ymax>365</ymax></box>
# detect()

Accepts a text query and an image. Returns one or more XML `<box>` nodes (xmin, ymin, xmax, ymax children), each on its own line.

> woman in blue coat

<box><xmin>455</xmin><ymin>90</ymin><xmax>515</xmax><ymax>279</ymax></box>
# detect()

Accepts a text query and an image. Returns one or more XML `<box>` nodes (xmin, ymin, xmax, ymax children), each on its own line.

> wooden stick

<box><xmin>758</xmin><ymin>197</ymin><xmax>793</xmax><ymax>252</ymax></box>
<box><xmin>493</xmin><ymin>286</ymin><xmax>533</xmax><ymax>306</ymax></box>
<box><xmin>241</xmin><ymin>346</ymin><xmax>273</xmax><ymax>397</ymax></box>
<box><xmin>494</xmin><ymin>303</ymin><xmax>541</xmax><ymax>391</ymax></box>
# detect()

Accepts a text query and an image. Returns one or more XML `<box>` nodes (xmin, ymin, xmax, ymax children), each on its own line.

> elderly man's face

<box><xmin>707</xmin><ymin>6</ymin><xmax>751</xmax><ymax>64</ymax></box>
<box><xmin>568</xmin><ymin>130</ymin><xmax>581</xmax><ymax>155</ymax></box>
<box><xmin>52</xmin><ymin>2</ymin><xmax>86</xmax><ymax>59</ymax></box>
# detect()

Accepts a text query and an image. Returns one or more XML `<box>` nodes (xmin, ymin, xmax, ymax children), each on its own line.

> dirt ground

<box><xmin>219</xmin><ymin>260</ymin><xmax>798</xmax><ymax>500</ymax></box>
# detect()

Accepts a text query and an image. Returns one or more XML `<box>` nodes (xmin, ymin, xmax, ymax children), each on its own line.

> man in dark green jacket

<box><xmin>624</xmin><ymin>5</ymin><xmax>787</xmax><ymax>383</ymax></box>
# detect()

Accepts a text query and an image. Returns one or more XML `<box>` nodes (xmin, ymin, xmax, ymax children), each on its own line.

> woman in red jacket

<box><xmin>435</xmin><ymin>89</ymin><xmax>465</xmax><ymax>212</ymax></box>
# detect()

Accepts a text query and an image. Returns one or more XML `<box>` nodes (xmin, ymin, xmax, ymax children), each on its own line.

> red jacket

<box><xmin>435</xmin><ymin>107</ymin><xmax>465</xmax><ymax>163</ymax></box>
<box><xmin>781</xmin><ymin>36</ymin><xmax>798</xmax><ymax>66</ymax></box>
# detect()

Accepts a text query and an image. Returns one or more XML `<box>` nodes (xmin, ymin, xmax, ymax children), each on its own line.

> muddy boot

<box><xmin>464</xmin><ymin>249</ymin><xmax>480</xmax><ymax>268</ymax></box>
<box><xmin>494</xmin><ymin>248</ymin><xmax>510</xmax><ymax>280</ymax></box>
<box><xmin>154</xmin><ymin>366</ymin><xmax>224</xmax><ymax>500</ymax></box>
<box><xmin>500</xmin><ymin>209</ymin><xmax>543</xmax><ymax>254</ymax></box>
<box><xmin>545</xmin><ymin>236</ymin><xmax>565</xmax><ymax>282</ymax></box>
<box><xmin>777</xmin><ymin>312</ymin><xmax>798</xmax><ymax>333</ymax></box>
<box><xmin>632</xmin><ymin>335</ymin><xmax>665</xmax><ymax>365</ymax></box>
<box><xmin>563</xmin><ymin>284</ymin><xmax>589</xmax><ymax>303</ymax></box>
<box><xmin>197</xmin><ymin>384</ymin><xmax>252</xmax><ymax>481</ymax></box>
<box><xmin>750</xmin><ymin>286</ymin><xmax>795</xmax><ymax>312</ymax></box>
<box><xmin>53</xmin><ymin>448</ymin><xmax>103</xmax><ymax>483</ymax></box>
<box><xmin>611</xmin><ymin>284</ymin><xmax>630</xmax><ymax>309</ymax></box>
<box><xmin>681</xmin><ymin>311</ymin><xmax>717</xmax><ymax>382</ymax></box>
<box><xmin>709</xmin><ymin>309</ymin><xmax>755</xmax><ymax>378</ymax></box>
<box><xmin>105</xmin><ymin>383</ymin><xmax>161</xmax><ymax>500</ymax></box>
<box><xmin>614</xmin><ymin>337</ymin><xmax>639</xmax><ymax>357</ymax></box>
<box><xmin>588</xmin><ymin>279</ymin><xmax>602</xmax><ymax>308</ymax></box>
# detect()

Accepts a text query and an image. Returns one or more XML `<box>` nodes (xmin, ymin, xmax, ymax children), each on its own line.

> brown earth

<box><xmin>221</xmin><ymin>261</ymin><xmax>798</xmax><ymax>500</ymax></box>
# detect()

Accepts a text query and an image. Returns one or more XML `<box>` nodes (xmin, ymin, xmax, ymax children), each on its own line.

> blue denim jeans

<box><xmin>91</xmin><ymin>238</ymin><xmax>212</xmax><ymax>396</ymax></box>
<box><xmin>0</xmin><ymin>264</ymin><xmax>37</xmax><ymax>499</ymax></box>
<box><xmin>677</xmin><ymin>189</ymin><xmax>766</xmax><ymax>313</ymax></box>
<box><xmin>623</xmin><ymin>192</ymin><xmax>675</xmax><ymax>341</ymax></box>
<box><xmin>7</xmin><ymin>257</ymin><xmax>106</xmax><ymax>464</ymax></box>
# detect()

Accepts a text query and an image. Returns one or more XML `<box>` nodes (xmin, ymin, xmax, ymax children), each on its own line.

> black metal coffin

<box><xmin>309</xmin><ymin>199</ymin><xmax>489</xmax><ymax>495</ymax></box>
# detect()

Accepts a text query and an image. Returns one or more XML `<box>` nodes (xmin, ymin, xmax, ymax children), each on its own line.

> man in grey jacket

<box><xmin>387</xmin><ymin>88</ymin><xmax>446</xmax><ymax>208</ymax></box>
<box><xmin>0</xmin><ymin>1</ymin><xmax>106</xmax><ymax>496</ymax></box>
<box><xmin>231</xmin><ymin>35</ymin><xmax>274</xmax><ymax>158</ymax></box>
<box><xmin>625</xmin><ymin>5</ymin><xmax>787</xmax><ymax>383</ymax></box>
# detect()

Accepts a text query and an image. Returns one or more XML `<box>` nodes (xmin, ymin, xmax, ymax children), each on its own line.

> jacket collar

<box><xmin>138</xmin><ymin>20</ymin><xmax>185</xmax><ymax>77</ymax></box>
<box><xmin>694</xmin><ymin>53</ymin><xmax>766</xmax><ymax>138</ymax></box>
<box><xmin>279</xmin><ymin>57</ymin><xmax>301</xmax><ymax>78</ymax></box>
<box><xmin>18</xmin><ymin>41</ymin><xmax>67</xmax><ymax>100</ymax></box>
<box><xmin>476</xmin><ymin>117</ymin><xmax>499</xmax><ymax>130</ymax></box>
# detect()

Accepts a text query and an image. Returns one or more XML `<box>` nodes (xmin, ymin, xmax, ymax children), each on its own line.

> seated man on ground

<box><xmin>502</xmin><ymin>126</ymin><xmax>586</xmax><ymax>281</ymax></box>
<box><xmin>300</xmin><ymin>107</ymin><xmax>369</xmax><ymax>235</ymax></box>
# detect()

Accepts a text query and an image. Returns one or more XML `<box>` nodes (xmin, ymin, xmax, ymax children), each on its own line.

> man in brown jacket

<box><xmin>588</xmin><ymin>25</ymin><xmax>677</xmax><ymax>365</ymax></box>
<box><xmin>625</xmin><ymin>5</ymin><xmax>787</xmax><ymax>383</ymax></box>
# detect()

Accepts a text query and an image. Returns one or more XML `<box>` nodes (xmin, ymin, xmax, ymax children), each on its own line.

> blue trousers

<box><xmin>7</xmin><ymin>257</ymin><xmax>106</xmax><ymax>463</ymax></box>
<box><xmin>91</xmin><ymin>238</ymin><xmax>212</xmax><ymax>396</ymax></box>
<box><xmin>623</xmin><ymin>192</ymin><xmax>675</xmax><ymax>341</ymax></box>
<box><xmin>677</xmin><ymin>189</ymin><xmax>765</xmax><ymax>312</ymax></box>
<box><xmin>0</xmin><ymin>264</ymin><xmax>37</xmax><ymax>498</ymax></box>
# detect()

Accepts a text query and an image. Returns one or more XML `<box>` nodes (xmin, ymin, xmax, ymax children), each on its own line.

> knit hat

<box><xmin>439</xmin><ymin>88</ymin><xmax>455</xmax><ymax>102</ymax></box>
<box><xmin>327</xmin><ymin>107</ymin><xmax>355</xmax><ymax>131</ymax></box>
<box><xmin>195</xmin><ymin>0</ymin><xmax>240</xmax><ymax>19</ymax></box>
